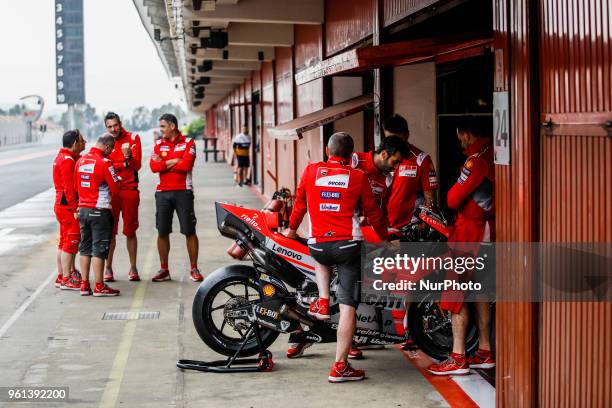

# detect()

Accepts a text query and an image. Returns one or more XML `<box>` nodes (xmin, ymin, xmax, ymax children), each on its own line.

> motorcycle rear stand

<box><xmin>177</xmin><ymin>323</ymin><xmax>273</xmax><ymax>373</ymax></box>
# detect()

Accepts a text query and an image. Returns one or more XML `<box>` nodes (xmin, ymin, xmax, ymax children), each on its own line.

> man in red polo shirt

<box><xmin>103</xmin><ymin>112</ymin><xmax>142</xmax><ymax>282</ymax></box>
<box><xmin>75</xmin><ymin>134</ymin><xmax>121</xmax><ymax>296</ymax></box>
<box><xmin>428</xmin><ymin>119</ymin><xmax>495</xmax><ymax>375</ymax></box>
<box><xmin>53</xmin><ymin>129</ymin><xmax>86</xmax><ymax>290</ymax></box>
<box><xmin>150</xmin><ymin>113</ymin><xmax>202</xmax><ymax>282</ymax></box>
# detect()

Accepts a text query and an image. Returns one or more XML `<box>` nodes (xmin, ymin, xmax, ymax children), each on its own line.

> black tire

<box><xmin>408</xmin><ymin>301</ymin><xmax>479</xmax><ymax>361</ymax></box>
<box><xmin>192</xmin><ymin>264</ymin><xmax>280</xmax><ymax>357</ymax></box>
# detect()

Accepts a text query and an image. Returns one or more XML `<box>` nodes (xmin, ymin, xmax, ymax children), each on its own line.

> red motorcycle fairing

<box><xmin>264</xmin><ymin>235</ymin><xmax>316</xmax><ymax>278</ymax></box>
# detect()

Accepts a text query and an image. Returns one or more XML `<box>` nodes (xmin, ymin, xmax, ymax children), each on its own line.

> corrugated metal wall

<box><xmin>275</xmin><ymin>46</ymin><xmax>297</xmax><ymax>193</ymax></box>
<box><xmin>494</xmin><ymin>0</ymin><xmax>540</xmax><ymax>406</ymax></box>
<box><xmin>538</xmin><ymin>1</ymin><xmax>612</xmax><ymax>407</ymax></box>
<box><xmin>325</xmin><ymin>0</ymin><xmax>373</xmax><ymax>56</ymax></box>
<box><xmin>383</xmin><ymin>0</ymin><xmax>440</xmax><ymax>26</ymax></box>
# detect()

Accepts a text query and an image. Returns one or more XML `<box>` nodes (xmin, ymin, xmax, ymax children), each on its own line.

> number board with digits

<box><xmin>55</xmin><ymin>0</ymin><xmax>85</xmax><ymax>105</ymax></box>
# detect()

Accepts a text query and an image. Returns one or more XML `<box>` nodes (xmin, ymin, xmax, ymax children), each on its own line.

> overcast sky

<box><xmin>0</xmin><ymin>0</ymin><xmax>185</xmax><ymax>118</ymax></box>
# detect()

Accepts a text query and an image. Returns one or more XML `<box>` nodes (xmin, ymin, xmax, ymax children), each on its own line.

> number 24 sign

<box><xmin>493</xmin><ymin>91</ymin><xmax>510</xmax><ymax>165</ymax></box>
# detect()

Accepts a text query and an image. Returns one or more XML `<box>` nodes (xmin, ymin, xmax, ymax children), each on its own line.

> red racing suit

<box><xmin>441</xmin><ymin>137</ymin><xmax>494</xmax><ymax>313</ymax></box>
<box><xmin>289</xmin><ymin>156</ymin><xmax>388</xmax><ymax>244</ymax></box>
<box><xmin>53</xmin><ymin>147</ymin><xmax>80</xmax><ymax>254</ymax></box>
<box><xmin>350</xmin><ymin>151</ymin><xmax>392</xmax><ymax>209</ymax></box>
<box><xmin>108</xmin><ymin>129</ymin><xmax>142</xmax><ymax>237</ymax></box>
<box><xmin>149</xmin><ymin>133</ymin><xmax>197</xmax><ymax>191</ymax></box>
<box><xmin>386</xmin><ymin>144</ymin><xmax>438</xmax><ymax>229</ymax></box>
<box><xmin>75</xmin><ymin>147</ymin><xmax>120</xmax><ymax>209</ymax></box>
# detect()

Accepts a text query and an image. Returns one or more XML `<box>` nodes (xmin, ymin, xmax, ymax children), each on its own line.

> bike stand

<box><xmin>177</xmin><ymin>323</ymin><xmax>274</xmax><ymax>373</ymax></box>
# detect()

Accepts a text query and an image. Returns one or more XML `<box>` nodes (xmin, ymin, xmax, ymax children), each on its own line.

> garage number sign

<box><xmin>493</xmin><ymin>91</ymin><xmax>510</xmax><ymax>165</ymax></box>
<box><xmin>55</xmin><ymin>0</ymin><xmax>85</xmax><ymax>105</ymax></box>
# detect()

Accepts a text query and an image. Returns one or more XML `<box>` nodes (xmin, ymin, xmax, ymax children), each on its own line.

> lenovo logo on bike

<box><xmin>267</xmin><ymin>241</ymin><xmax>303</xmax><ymax>261</ymax></box>
<box><xmin>320</xmin><ymin>203</ymin><xmax>340</xmax><ymax>212</ymax></box>
<box><xmin>315</xmin><ymin>169</ymin><xmax>350</xmax><ymax>188</ymax></box>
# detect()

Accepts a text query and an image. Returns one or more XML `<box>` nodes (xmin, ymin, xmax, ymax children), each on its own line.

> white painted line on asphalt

<box><xmin>0</xmin><ymin>270</ymin><xmax>56</xmax><ymax>339</ymax></box>
<box><xmin>452</xmin><ymin>372</ymin><xmax>496</xmax><ymax>408</ymax></box>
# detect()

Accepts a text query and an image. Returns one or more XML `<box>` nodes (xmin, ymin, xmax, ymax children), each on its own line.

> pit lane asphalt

<box><xmin>0</xmin><ymin>141</ymin><xmax>449</xmax><ymax>408</ymax></box>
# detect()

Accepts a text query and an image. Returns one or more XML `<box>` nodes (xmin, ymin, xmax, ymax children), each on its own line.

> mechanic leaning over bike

<box><xmin>283</xmin><ymin>132</ymin><xmax>388</xmax><ymax>383</ymax></box>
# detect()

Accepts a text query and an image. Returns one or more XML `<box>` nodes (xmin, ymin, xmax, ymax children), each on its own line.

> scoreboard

<box><xmin>55</xmin><ymin>0</ymin><xmax>85</xmax><ymax>105</ymax></box>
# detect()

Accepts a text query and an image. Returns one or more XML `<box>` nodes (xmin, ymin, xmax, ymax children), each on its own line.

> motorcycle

<box><xmin>187</xmin><ymin>191</ymin><xmax>481</xmax><ymax>371</ymax></box>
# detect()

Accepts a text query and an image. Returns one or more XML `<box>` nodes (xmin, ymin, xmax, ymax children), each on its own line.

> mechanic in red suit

<box><xmin>428</xmin><ymin>119</ymin><xmax>496</xmax><ymax>375</ymax></box>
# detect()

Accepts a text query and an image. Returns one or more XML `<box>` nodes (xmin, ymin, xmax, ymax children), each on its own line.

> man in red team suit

<box><xmin>428</xmin><ymin>119</ymin><xmax>495</xmax><ymax>375</ymax></box>
<box><xmin>150</xmin><ymin>113</ymin><xmax>202</xmax><ymax>282</ymax></box>
<box><xmin>284</xmin><ymin>132</ymin><xmax>388</xmax><ymax>382</ymax></box>
<box><xmin>383</xmin><ymin>114</ymin><xmax>439</xmax><ymax>351</ymax></box>
<box><xmin>384</xmin><ymin>115</ymin><xmax>439</xmax><ymax>229</ymax></box>
<box><xmin>103</xmin><ymin>112</ymin><xmax>142</xmax><ymax>282</ymax></box>
<box><xmin>53</xmin><ymin>129</ymin><xmax>86</xmax><ymax>290</ymax></box>
<box><xmin>75</xmin><ymin>134</ymin><xmax>121</xmax><ymax>297</ymax></box>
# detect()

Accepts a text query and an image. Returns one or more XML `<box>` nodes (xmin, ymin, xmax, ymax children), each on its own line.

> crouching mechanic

<box><xmin>150</xmin><ymin>113</ymin><xmax>202</xmax><ymax>282</ymax></box>
<box><xmin>103</xmin><ymin>112</ymin><xmax>142</xmax><ymax>282</ymax></box>
<box><xmin>283</xmin><ymin>132</ymin><xmax>388</xmax><ymax>382</ymax></box>
<box><xmin>428</xmin><ymin>119</ymin><xmax>495</xmax><ymax>375</ymax></box>
<box><xmin>53</xmin><ymin>129</ymin><xmax>86</xmax><ymax>289</ymax></box>
<box><xmin>75</xmin><ymin>134</ymin><xmax>121</xmax><ymax>296</ymax></box>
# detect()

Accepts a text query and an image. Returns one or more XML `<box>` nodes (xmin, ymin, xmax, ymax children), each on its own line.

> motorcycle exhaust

<box><xmin>280</xmin><ymin>305</ymin><xmax>314</xmax><ymax>328</ymax></box>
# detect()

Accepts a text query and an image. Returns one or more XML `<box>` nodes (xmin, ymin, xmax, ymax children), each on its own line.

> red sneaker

<box><xmin>70</xmin><ymin>269</ymin><xmax>82</xmax><ymax>284</ymax></box>
<box><xmin>190</xmin><ymin>268</ymin><xmax>203</xmax><ymax>282</ymax></box>
<box><xmin>348</xmin><ymin>347</ymin><xmax>364</xmax><ymax>359</ymax></box>
<box><xmin>152</xmin><ymin>269</ymin><xmax>171</xmax><ymax>282</ymax></box>
<box><xmin>103</xmin><ymin>268</ymin><xmax>115</xmax><ymax>282</ymax></box>
<box><xmin>328</xmin><ymin>361</ymin><xmax>365</xmax><ymax>383</ymax></box>
<box><xmin>60</xmin><ymin>276</ymin><xmax>80</xmax><ymax>291</ymax></box>
<box><xmin>93</xmin><ymin>283</ymin><xmax>120</xmax><ymax>297</ymax></box>
<box><xmin>54</xmin><ymin>274</ymin><xmax>63</xmax><ymax>288</ymax></box>
<box><xmin>128</xmin><ymin>268</ymin><xmax>140</xmax><ymax>282</ymax></box>
<box><xmin>80</xmin><ymin>281</ymin><xmax>92</xmax><ymax>296</ymax></box>
<box><xmin>286</xmin><ymin>342</ymin><xmax>312</xmax><ymax>359</ymax></box>
<box><xmin>427</xmin><ymin>353</ymin><xmax>470</xmax><ymax>375</ymax></box>
<box><xmin>308</xmin><ymin>298</ymin><xmax>330</xmax><ymax>320</ymax></box>
<box><xmin>468</xmin><ymin>349</ymin><xmax>495</xmax><ymax>369</ymax></box>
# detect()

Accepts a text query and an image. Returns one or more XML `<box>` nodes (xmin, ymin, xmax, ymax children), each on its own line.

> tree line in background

<box><xmin>56</xmin><ymin>103</ymin><xmax>186</xmax><ymax>139</ymax></box>
<box><xmin>0</xmin><ymin>104</ymin><xmax>28</xmax><ymax>116</ymax></box>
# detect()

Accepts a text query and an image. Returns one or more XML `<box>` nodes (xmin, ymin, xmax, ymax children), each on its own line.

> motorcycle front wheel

<box><xmin>192</xmin><ymin>267</ymin><xmax>279</xmax><ymax>357</ymax></box>
<box><xmin>408</xmin><ymin>301</ymin><xmax>479</xmax><ymax>361</ymax></box>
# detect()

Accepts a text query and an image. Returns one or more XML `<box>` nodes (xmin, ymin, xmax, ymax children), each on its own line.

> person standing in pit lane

<box><xmin>53</xmin><ymin>129</ymin><xmax>86</xmax><ymax>290</ymax></box>
<box><xmin>427</xmin><ymin>118</ymin><xmax>495</xmax><ymax>375</ymax></box>
<box><xmin>283</xmin><ymin>132</ymin><xmax>388</xmax><ymax>382</ymax></box>
<box><xmin>103</xmin><ymin>112</ymin><xmax>142</xmax><ymax>283</ymax></box>
<box><xmin>285</xmin><ymin>136</ymin><xmax>408</xmax><ymax>360</ymax></box>
<box><xmin>232</xmin><ymin>126</ymin><xmax>251</xmax><ymax>187</ymax></box>
<box><xmin>75</xmin><ymin>134</ymin><xmax>121</xmax><ymax>297</ymax></box>
<box><xmin>149</xmin><ymin>113</ymin><xmax>203</xmax><ymax>283</ymax></box>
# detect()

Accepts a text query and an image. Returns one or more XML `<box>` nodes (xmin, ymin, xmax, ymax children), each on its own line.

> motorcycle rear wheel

<box><xmin>193</xmin><ymin>270</ymin><xmax>279</xmax><ymax>357</ymax></box>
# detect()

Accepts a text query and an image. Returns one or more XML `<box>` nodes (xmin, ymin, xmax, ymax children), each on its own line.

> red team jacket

<box><xmin>75</xmin><ymin>147</ymin><xmax>120</xmax><ymax>209</ymax></box>
<box><xmin>447</xmin><ymin>137</ymin><xmax>494</xmax><ymax>243</ymax></box>
<box><xmin>386</xmin><ymin>144</ymin><xmax>438</xmax><ymax>229</ymax></box>
<box><xmin>350</xmin><ymin>151</ymin><xmax>391</xmax><ymax>208</ymax></box>
<box><xmin>149</xmin><ymin>133</ymin><xmax>197</xmax><ymax>191</ymax></box>
<box><xmin>53</xmin><ymin>148</ymin><xmax>79</xmax><ymax>210</ymax></box>
<box><xmin>289</xmin><ymin>156</ymin><xmax>388</xmax><ymax>243</ymax></box>
<box><xmin>107</xmin><ymin>129</ymin><xmax>142</xmax><ymax>190</ymax></box>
